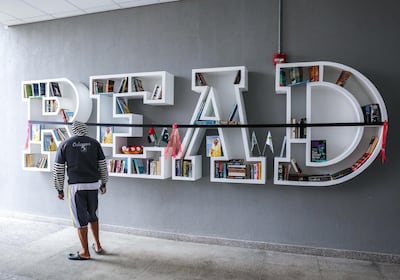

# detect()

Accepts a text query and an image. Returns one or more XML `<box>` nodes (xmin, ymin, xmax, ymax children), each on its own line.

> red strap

<box><xmin>165</xmin><ymin>123</ymin><xmax>182</xmax><ymax>159</ymax></box>
<box><xmin>24</xmin><ymin>121</ymin><xmax>31</xmax><ymax>150</ymax></box>
<box><xmin>170</xmin><ymin>123</ymin><xmax>182</xmax><ymax>158</ymax></box>
<box><xmin>381</xmin><ymin>120</ymin><xmax>388</xmax><ymax>164</ymax></box>
<box><xmin>175</xmin><ymin>126</ymin><xmax>182</xmax><ymax>158</ymax></box>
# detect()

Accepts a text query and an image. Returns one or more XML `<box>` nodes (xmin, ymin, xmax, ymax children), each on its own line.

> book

<box><xmin>31</xmin><ymin>123</ymin><xmax>42</xmax><ymax>141</ymax></box>
<box><xmin>116</xmin><ymin>97</ymin><xmax>125</xmax><ymax>114</ymax></box>
<box><xmin>366</xmin><ymin>136</ymin><xmax>379</xmax><ymax>154</ymax></box>
<box><xmin>60</xmin><ymin>109</ymin><xmax>67</xmax><ymax>122</ymax></box>
<box><xmin>45</xmin><ymin>99</ymin><xmax>57</xmax><ymax>112</ymax></box>
<box><xmin>195</xmin><ymin>73</ymin><xmax>207</xmax><ymax>86</ymax></box>
<box><xmin>233</xmin><ymin>70</ymin><xmax>241</xmax><ymax>84</ymax></box>
<box><xmin>336</xmin><ymin>71</ymin><xmax>351</xmax><ymax>87</ymax></box>
<box><xmin>39</xmin><ymin>83</ymin><xmax>46</xmax><ymax>96</ymax></box>
<box><xmin>105</xmin><ymin>80</ymin><xmax>115</xmax><ymax>92</ymax></box>
<box><xmin>24</xmin><ymin>84</ymin><xmax>33</xmax><ymax>98</ymax></box>
<box><xmin>311</xmin><ymin>140</ymin><xmax>327</xmax><ymax>162</ymax></box>
<box><xmin>59</xmin><ymin>108</ymin><xmax>73</xmax><ymax>122</ymax></box>
<box><xmin>206</xmin><ymin>135</ymin><xmax>223</xmax><ymax>157</ymax></box>
<box><xmin>277</xmin><ymin>162</ymin><xmax>291</xmax><ymax>180</ymax></box>
<box><xmin>309</xmin><ymin>66</ymin><xmax>319</xmax><ymax>82</ymax></box>
<box><xmin>100</xmin><ymin>126</ymin><xmax>113</xmax><ymax>144</ymax></box>
<box><xmin>351</xmin><ymin>136</ymin><xmax>378</xmax><ymax>171</ymax></box>
<box><xmin>288</xmin><ymin>173</ymin><xmax>310</xmax><ymax>181</ymax></box>
<box><xmin>351</xmin><ymin>153</ymin><xmax>370</xmax><ymax>171</ymax></box>
<box><xmin>50</xmin><ymin>82</ymin><xmax>62</xmax><ymax>97</ymax></box>
<box><xmin>289</xmin><ymin>67</ymin><xmax>303</xmax><ymax>85</ymax></box>
<box><xmin>133</xmin><ymin>159</ymin><xmax>145</xmax><ymax>174</ymax></box>
<box><xmin>43</xmin><ymin>135</ymin><xmax>57</xmax><ymax>151</ymax></box>
<box><xmin>53</xmin><ymin>127</ymin><xmax>69</xmax><ymax>141</ymax></box>
<box><xmin>65</xmin><ymin>110</ymin><xmax>74</xmax><ymax>121</ymax></box>
<box><xmin>32</xmin><ymin>83</ymin><xmax>39</xmax><ymax>96</ymax></box>
<box><xmin>229</xmin><ymin>104</ymin><xmax>238</xmax><ymax>121</ymax></box>
<box><xmin>118</xmin><ymin>77</ymin><xmax>128</xmax><ymax>93</ymax></box>
<box><xmin>290</xmin><ymin>158</ymin><xmax>302</xmax><ymax>174</ymax></box>
<box><xmin>58</xmin><ymin>127</ymin><xmax>69</xmax><ymax>140</ymax></box>
<box><xmin>194</xmin><ymin>120</ymin><xmax>217</xmax><ymax>125</ymax></box>
<box><xmin>151</xmin><ymin>84</ymin><xmax>162</xmax><ymax>100</ymax></box>
<box><xmin>308</xmin><ymin>174</ymin><xmax>332</xmax><ymax>182</ymax></box>
<box><xmin>331</xmin><ymin>167</ymin><xmax>353</xmax><ymax>180</ymax></box>
<box><xmin>362</xmin><ymin>104</ymin><xmax>381</xmax><ymax>123</ymax></box>
<box><xmin>93</xmin><ymin>80</ymin><xmax>104</xmax><ymax>94</ymax></box>
<box><xmin>279</xmin><ymin>69</ymin><xmax>286</xmax><ymax>86</ymax></box>
<box><xmin>118</xmin><ymin>98</ymin><xmax>130</xmax><ymax>113</ymax></box>
<box><xmin>132</xmin><ymin>78</ymin><xmax>144</xmax><ymax>91</ymax></box>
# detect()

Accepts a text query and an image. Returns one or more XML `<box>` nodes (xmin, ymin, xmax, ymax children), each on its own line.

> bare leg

<box><xmin>89</xmin><ymin>221</ymin><xmax>102</xmax><ymax>252</ymax></box>
<box><xmin>77</xmin><ymin>227</ymin><xmax>91</xmax><ymax>258</ymax></box>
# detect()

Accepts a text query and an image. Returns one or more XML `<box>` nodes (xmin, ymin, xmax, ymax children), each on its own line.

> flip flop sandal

<box><xmin>68</xmin><ymin>252</ymin><xmax>90</xmax><ymax>260</ymax></box>
<box><xmin>92</xmin><ymin>243</ymin><xmax>103</xmax><ymax>254</ymax></box>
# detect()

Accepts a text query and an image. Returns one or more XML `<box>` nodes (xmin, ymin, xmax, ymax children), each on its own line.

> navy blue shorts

<box><xmin>68</xmin><ymin>188</ymin><xmax>98</xmax><ymax>228</ymax></box>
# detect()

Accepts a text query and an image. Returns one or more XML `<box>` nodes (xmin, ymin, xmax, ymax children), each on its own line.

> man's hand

<box><xmin>58</xmin><ymin>190</ymin><xmax>64</xmax><ymax>200</ymax></box>
<box><xmin>100</xmin><ymin>184</ymin><xmax>107</xmax><ymax>195</ymax></box>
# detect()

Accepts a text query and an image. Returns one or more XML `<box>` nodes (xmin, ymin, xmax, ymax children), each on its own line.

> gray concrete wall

<box><xmin>0</xmin><ymin>0</ymin><xmax>399</xmax><ymax>255</ymax></box>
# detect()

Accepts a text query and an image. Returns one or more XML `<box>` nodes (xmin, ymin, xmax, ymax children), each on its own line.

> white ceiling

<box><xmin>0</xmin><ymin>0</ymin><xmax>180</xmax><ymax>27</ymax></box>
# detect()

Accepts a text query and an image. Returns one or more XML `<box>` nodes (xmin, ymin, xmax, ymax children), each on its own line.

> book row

<box><xmin>175</xmin><ymin>159</ymin><xmax>193</xmax><ymax>177</ymax></box>
<box><xmin>362</xmin><ymin>103</ymin><xmax>382</xmax><ymax>123</ymax></box>
<box><xmin>25</xmin><ymin>154</ymin><xmax>48</xmax><ymax>169</ymax></box>
<box><xmin>195</xmin><ymin>70</ymin><xmax>241</xmax><ymax>87</ymax></box>
<box><xmin>92</xmin><ymin>77</ymin><xmax>162</xmax><ymax>100</ymax></box>
<box><xmin>278</xmin><ymin>136</ymin><xmax>378</xmax><ymax>182</ymax></box>
<box><xmin>24</xmin><ymin>82</ymin><xmax>62</xmax><ymax>98</ymax></box>
<box><xmin>107</xmin><ymin>158</ymin><xmax>161</xmax><ymax>176</ymax></box>
<box><xmin>279</xmin><ymin>66</ymin><xmax>353</xmax><ymax>87</ymax></box>
<box><xmin>132</xmin><ymin>158</ymin><xmax>161</xmax><ymax>175</ymax></box>
<box><xmin>214</xmin><ymin>159</ymin><xmax>262</xmax><ymax>180</ymax></box>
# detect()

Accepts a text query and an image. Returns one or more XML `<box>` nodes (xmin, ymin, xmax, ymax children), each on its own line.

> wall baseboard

<box><xmin>2</xmin><ymin>210</ymin><xmax>399</xmax><ymax>264</ymax></box>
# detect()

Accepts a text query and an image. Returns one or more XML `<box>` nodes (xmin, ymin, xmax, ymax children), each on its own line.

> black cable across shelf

<box><xmin>29</xmin><ymin>120</ymin><xmax>384</xmax><ymax>128</ymax></box>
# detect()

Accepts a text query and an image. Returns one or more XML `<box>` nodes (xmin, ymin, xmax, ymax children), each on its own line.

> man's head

<box><xmin>71</xmin><ymin>121</ymin><xmax>88</xmax><ymax>136</ymax></box>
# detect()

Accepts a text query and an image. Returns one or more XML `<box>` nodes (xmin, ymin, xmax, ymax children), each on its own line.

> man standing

<box><xmin>53</xmin><ymin>121</ymin><xmax>109</xmax><ymax>260</ymax></box>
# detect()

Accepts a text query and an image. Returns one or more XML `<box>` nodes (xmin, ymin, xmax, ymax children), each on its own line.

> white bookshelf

<box><xmin>274</xmin><ymin>61</ymin><xmax>388</xmax><ymax>186</ymax></box>
<box><xmin>173</xmin><ymin>66</ymin><xmax>266</xmax><ymax>184</ymax></box>
<box><xmin>89</xmin><ymin>71</ymin><xmax>174</xmax><ymax>179</ymax></box>
<box><xmin>22</xmin><ymin>78</ymin><xmax>92</xmax><ymax>172</ymax></box>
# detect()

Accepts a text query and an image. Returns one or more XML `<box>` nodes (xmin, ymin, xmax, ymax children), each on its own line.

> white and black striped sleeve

<box><xmin>53</xmin><ymin>162</ymin><xmax>66</xmax><ymax>192</ymax></box>
<box><xmin>98</xmin><ymin>159</ymin><xmax>108</xmax><ymax>184</ymax></box>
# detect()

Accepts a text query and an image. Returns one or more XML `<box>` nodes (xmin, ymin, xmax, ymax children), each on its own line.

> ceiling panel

<box><xmin>0</xmin><ymin>1</ymin><xmax>43</xmax><ymax>18</ymax></box>
<box><xmin>27</xmin><ymin>0</ymin><xmax>78</xmax><ymax>14</ymax></box>
<box><xmin>67</xmin><ymin>0</ymin><xmax>119</xmax><ymax>10</ymax></box>
<box><xmin>0</xmin><ymin>0</ymin><xmax>180</xmax><ymax>27</ymax></box>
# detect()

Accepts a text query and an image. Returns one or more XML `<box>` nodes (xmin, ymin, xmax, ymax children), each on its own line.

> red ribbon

<box><xmin>165</xmin><ymin>123</ymin><xmax>182</xmax><ymax>159</ymax></box>
<box><xmin>24</xmin><ymin>121</ymin><xmax>31</xmax><ymax>150</ymax></box>
<box><xmin>381</xmin><ymin>120</ymin><xmax>388</xmax><ymax>164</ymax></box>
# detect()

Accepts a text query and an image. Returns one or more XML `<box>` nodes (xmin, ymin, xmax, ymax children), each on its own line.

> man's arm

<box><xmin>53</xmin><ymin>162</ymin><xmax>66</xmax><ymax>199</ymax></box>
<box><xmin>98</xmin><ymin>159</ymin><xmax>108</xmax><ymax>194</ymax></box>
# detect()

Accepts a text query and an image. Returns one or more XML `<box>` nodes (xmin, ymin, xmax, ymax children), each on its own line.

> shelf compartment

<box><xmin>90</xmin><ymin>71</ymin><xmax>174</xmax><ymax>105</ymax></box>
<box><xmin>306</xmin><ymin>82</ymin><xmax>364</xmax><ymax>167</ymax></box>
<box><xmin>172</xmin><ymin>156</ymin><xmax>202</xmax><ymax>181</ymax></box>
<box><xmin>23</xmin><ymin>153</ymin><xmax>49</xmax><ymax>171</ymax></box>
<box><xmin>22</xmin><ymin>78</ymin><xmax>91</xmax><ymax>173</ymax></box>
<box><xmin>274</xmin><ymin>61</ymin><xmax>388</xmax><ymax>186</ymax></box>
<box><xmin>211</xmin><ymin>158</ymin><xmax>265</xmax><ymax>184</ymax></box>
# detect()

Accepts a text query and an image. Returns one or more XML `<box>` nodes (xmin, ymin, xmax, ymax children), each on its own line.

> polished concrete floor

<box><xmin>1</xmin><ymin>216</ymin><xmax>400</xmax><ymax>280</ymax></box>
